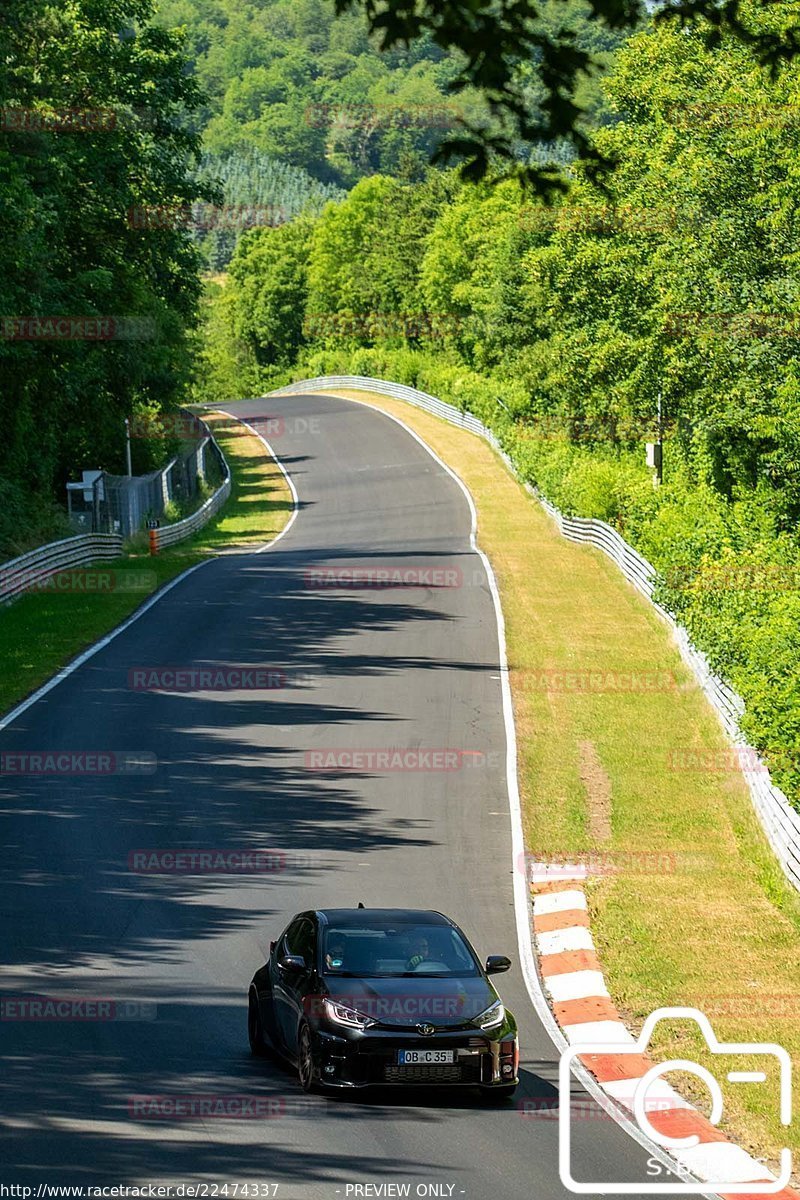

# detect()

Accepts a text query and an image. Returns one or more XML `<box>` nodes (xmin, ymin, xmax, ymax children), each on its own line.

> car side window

<box><xmin>284</xmin><ymin>917</ymin><xmax>315</xmax><ymax>967</ymax></box>
<box><xmin>280</xmin><ymin>918</ymin><xmax>304</xmax><ymax>958</ymax></box>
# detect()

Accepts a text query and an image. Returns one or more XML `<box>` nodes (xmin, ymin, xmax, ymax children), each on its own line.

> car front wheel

<box><xmin>297</xmin><ymin>1022</ymin><xmax>317</xmax><ymax>1093</ymax></box>
<box><xmin>248</xmin><ymin>988</ymin><xmax>267</xmax><ymax>1057</ymax></box>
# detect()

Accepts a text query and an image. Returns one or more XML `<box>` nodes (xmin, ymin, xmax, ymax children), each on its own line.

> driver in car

<box><xmin>406</xmin><ymin>935</ymin><xmax>430</xmax><ymax>970</ymax></box>
<box><xmin>325</xmin><ymin>939</ymin><xmax>346</xmax><ymax>971</ymax></box>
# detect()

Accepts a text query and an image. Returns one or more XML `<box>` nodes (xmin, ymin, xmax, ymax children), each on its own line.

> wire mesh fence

<box><xmin>67</xmin><ymin>412</ymin><xmax>225</xmax><ymax>538</ymax></box>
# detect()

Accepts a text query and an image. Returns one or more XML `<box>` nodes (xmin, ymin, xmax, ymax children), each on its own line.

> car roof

<box><xmin>316</xmin><ymin>908</ymin><xmax>454</xmax><ymax>928</ymax></box>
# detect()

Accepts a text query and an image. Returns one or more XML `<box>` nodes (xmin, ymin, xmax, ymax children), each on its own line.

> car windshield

<box><xmin>321</xmin><ymin>923</ymin><xmax>481</xmax><ymax>978</ymax></box>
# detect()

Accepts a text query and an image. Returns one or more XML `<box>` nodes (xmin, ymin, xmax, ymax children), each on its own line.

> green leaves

<box><xmin>0</xmin><ymin>0</ymin><xmax>209</xmax><ymax>553</ymax></box>
<box><xmin>194</xmin><ymin>0</ymin><xmax>800</xmax><ymax>808</ymax></box>
<box><xmin>335</xmin><ymin>0</ymin><xmax>800</xmax><ymax>191</ymax></box>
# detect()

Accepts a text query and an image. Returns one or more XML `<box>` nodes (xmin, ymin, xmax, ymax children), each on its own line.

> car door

<box><xmin>272</xmin><ymin>915</ymin><xmax>316</xmax><ymax>1054</ymax></box>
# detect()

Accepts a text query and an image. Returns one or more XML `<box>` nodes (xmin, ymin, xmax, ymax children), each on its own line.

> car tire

<box><xmin>480</xmin><ymin>1084</ymin><xmax>518</xmax><ymax>1102</ymax></box>
<box><xmin>297</xmin><ymin>1022</ymin><xmax>318</xmax><ymax>1093</ymax></box>
<box><xmin>248</xmin><ymin>988</ymin><xmax>268</xmax><ymax>1057</ymax></box>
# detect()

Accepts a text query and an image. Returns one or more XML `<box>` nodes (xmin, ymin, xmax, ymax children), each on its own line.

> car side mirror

<box><xmin>278</xmin><ymin>953</ymin><xmax>307</xmax><ymax>973</ymax></box>
<box><xmin>485</xmin><ymin>954</ymin><xmax>512</xmax><ymax>975</ymax></box>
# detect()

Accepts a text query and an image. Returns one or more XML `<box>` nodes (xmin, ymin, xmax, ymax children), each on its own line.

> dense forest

<box><xmin>0</xmin><ymin>0</ymin><xmax>212</xmax><ymax>553</ymax></box>
<box><xmin>0</xmin><ymin>0</ymin><xmax>475</xmax><ymax>550</ymax></box>
<box><xmin>152</xmin><ymin>0</ymin><xmax>477</xmax><ymax>269</ymax></box>
<box><xmin>153</xmin><ymin>0</ymin><xmax>624</xmax><ymax>186</ymax></box>
<box><xmin>3</xmin><ymin>0</ymin><xmax>800</xmax><ymax>807</ymax></box>
<box><xmin>200</xmin><ymin>4</ymin><xmax>800</xmax><ymax>807</ymax></box>
<box><xmin>153</xmin><ymin>0</ymin><xmax>467</xmax><ymax>185</ymax></box>
<box><xmin>151</xmin><ymin>0</ymin><xmax>627</xmax><ymax>267</ymax></box>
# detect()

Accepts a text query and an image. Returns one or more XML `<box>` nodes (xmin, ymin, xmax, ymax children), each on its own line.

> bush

<box><xmin>0</xmin><ymin>480</ymin><xmax>72</xmax><ymax>563</ymax></box>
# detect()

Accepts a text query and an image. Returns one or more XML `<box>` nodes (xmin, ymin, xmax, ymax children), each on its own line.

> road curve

<box><xmin>0</xmin><ymin>392</ymin><xmax>658</xmax><ymax>1198</ymax></box>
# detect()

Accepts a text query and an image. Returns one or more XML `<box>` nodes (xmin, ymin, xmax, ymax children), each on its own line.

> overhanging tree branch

<box><xmin>334</xmin><ymin>0</ymin><xmax>800</xmax><ymax>193</ymax></box>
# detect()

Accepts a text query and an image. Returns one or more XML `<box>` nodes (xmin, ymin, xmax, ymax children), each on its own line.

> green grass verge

<box><xmin>330</xmin><ymin>388</ymin><xmax>800</xmax><ymax>1173</ymax></box>
<box><xmin>0</xmin><ymin>413</ymin><xmax>292</xmax><ymax>718</ymax></box>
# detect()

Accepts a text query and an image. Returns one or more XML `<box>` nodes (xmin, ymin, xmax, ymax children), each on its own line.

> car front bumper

<box><xmin>311</xmin><ymin>1024</ymin><xmax>519</xmax><ymax>1089</ymax></box>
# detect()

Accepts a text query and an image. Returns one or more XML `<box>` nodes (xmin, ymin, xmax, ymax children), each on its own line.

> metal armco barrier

<box><xmin>148</xmin><ymin>472</ymin><xmax>231</xmax><ymax>553</ymax></box>
<box><xmin>0</xmin><ymin>534</ymin><xmax>124</xmax><ymax>605</ymax></box>
<box><xmin>273</xmin><ymin>374</ymin><xmax>800</xmax><ymax>893</ymax></box>
<box><xmin>2</xmin><ymin>417</ymin><xmax>232</xmax><ymax>597</ymax></box>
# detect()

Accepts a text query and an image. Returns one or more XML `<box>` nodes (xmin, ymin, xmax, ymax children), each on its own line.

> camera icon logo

<box><xmin>558</xmin><ymin>1006</ymin><xmax>792</xmax><ymax>1194</ymax></box>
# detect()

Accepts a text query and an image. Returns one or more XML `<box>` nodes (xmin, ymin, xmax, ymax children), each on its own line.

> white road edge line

<box><xmin>0</xmin><ymin>561</ymin><xmax>209</xmax><ymax>734</ymax></box>
<box><xmin>0</xmin><ymin>387</ymin><xmax>719</xmax><ymax>1197</ymax></box>
<box><xmin>288</xmin><ymin>387</ymin><xmax>720</xmax><ymax>1199</ymax></box>
<box><xmin>0</xmin><ymin>411</ymin><xmax>298</xmax><ymax>734</ymax></box>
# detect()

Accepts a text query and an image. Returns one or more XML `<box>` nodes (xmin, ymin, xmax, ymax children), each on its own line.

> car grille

<box><xmin>374</xmin><ymin>1020</ymin><xmax>477</xmax><ymax>1034</ymax></box>
<box><xmin>382</xmin><ymin>1059</ymin><xmax>483</xmax><ymax>1084</ymax></box>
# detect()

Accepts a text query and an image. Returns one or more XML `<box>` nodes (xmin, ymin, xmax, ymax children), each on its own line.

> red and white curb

<box><xmin>531</xmin><ymin>864</ymin><xmax>798</xmax><ymax>1199</ymax></box>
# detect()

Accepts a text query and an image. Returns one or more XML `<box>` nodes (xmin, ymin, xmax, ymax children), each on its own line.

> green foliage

<box><xmin>191</xmin><ymin>280</ymin><xmax>244</xmax><ymax>404</ymax></box>
<box><xmin>231</xmin><ymin>216</ymin><xmax>316</xmax><ymax>370</ymax></box>
<box><xmin>154</xmin><ymin>0</ymin><xmax>638</xmax><ymax>198</ymax></box>
<box><xmin>335</xmin><ymin>0</ymin><xmax>800</xmax><ymax>190</ymax></box>
<box><xmin>0</xmin><ymin>0</ymin><xmax>210</xmax><ymax>559</ymax></box>
<box><xmin>201</xmin><ymin>1</ymin><xmax>800</xmax><ymax>807</ymax></box>
<box><xmin>194</xmin><ymin>150</ymin><xmax>345</xmax><ymax>269</ymax></box>
<box><xmin>153</xmin><ymin>0</ymin><xmax>470</xmax><ymax>186</ymax></box>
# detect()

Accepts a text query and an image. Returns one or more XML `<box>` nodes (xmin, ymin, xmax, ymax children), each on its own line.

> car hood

<box><xmin>321</xmin><ymin>974</ymin><xmax>498</xmax><ymax>1027</ymax></box>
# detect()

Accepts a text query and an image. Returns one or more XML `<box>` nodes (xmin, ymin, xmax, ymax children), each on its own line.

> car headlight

<box><xmin>322</xmin><ymin>998</ymin><xmax>376</xmax><ymax>1030</ymax></box>
<box><xmin>472</xmin><ymin>1000</ymin><xmax>505</xmax><ymax>1030</ymax></box>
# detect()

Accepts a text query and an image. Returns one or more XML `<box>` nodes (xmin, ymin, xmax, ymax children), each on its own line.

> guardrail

<box><xmin>0</xmin><ymin>534</ymin><xmax>124</xmax><ymax>605</ymax></box>
<box><xmin>1</xmin><ymin>418</ymin><xmax>232</xmax><ymax>600</ymax></box>
<box><xmin>148</xmin><ymin>420</ymin><xmax>231</xmax><ymax>553</ymax></box>
<box><xmin>273</xmin><ymin>374</ymin><xmax>800</xmax><ymax>892</ymax></box>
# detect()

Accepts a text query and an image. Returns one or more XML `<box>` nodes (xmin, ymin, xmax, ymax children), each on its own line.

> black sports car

<box><xmin>248</xmin><ymin>907</ymin><xmax>519</xmax><ymax>1096</ymax></box>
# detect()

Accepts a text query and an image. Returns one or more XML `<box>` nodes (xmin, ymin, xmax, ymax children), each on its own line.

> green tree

<box><xmin>335</xmin><ymin>0</ymin><xmax>800</xmax><ymax>190</ymax></box>
<box><xmin>228</xmin><ymin>216</ymin><xmax>315</xmax><ymax>370</ymax></box>
<box><xmin>0</xmin><ymin>0</ymin><xmax>211</xmax><ymax>555</ymax></box>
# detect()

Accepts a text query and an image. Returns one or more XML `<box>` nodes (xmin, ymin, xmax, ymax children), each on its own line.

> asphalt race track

<box><xmin>0</xmin><ymin>393</ymin><xmax>664</xmax><ymax>1198</ymax></box>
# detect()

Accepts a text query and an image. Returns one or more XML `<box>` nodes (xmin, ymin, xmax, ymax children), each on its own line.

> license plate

<box><xmin>397</xmin><ymin>1049</ymin><xmax>455</xmax><ymax>1065</ymax></box>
